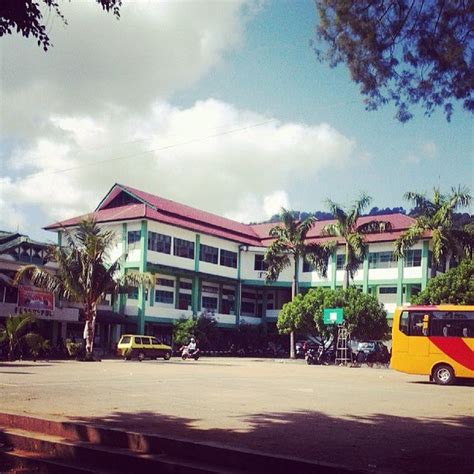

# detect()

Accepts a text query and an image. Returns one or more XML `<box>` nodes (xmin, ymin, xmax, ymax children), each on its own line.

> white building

<box><xmin>45</xmin><ymin>184</ymin><xmax>432</xmax><ymax>343</ymax></box>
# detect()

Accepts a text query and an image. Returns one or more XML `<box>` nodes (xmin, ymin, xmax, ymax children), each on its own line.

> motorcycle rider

<box><xmin>188</xmin><ymin>337</ymin><xmax>197</xmax><ymax>355</ymax></box>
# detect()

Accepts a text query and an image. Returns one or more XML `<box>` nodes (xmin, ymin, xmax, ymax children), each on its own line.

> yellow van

<box><xmin>117</xmin><ymin>335</ymin><xmax>172</xmax><ymax>361</ymax></box>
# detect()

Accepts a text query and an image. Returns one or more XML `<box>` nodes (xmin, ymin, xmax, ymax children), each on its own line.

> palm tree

<box><xmin>395</xmin><ymin>186</ymin><xmax>472</xmax><ymax>271</ymax></box>
<box><xmin>323</xmin><ymin>194</ymin><xmax>391</xmax><ymax>289</ymax></box>
<box><xmin>15</xmin><ymin>219</ymin><xmax>154</xmax><ymax>358</ymax></box>
<box><xmin>265</xmin><ymin>209</ymin><xmax>333</xmax><ymax>358</ymax></box>
<box><xmin>0</xmin><ymin>313</ymin><xmax>36</xmax><ymax>360</ymax></box>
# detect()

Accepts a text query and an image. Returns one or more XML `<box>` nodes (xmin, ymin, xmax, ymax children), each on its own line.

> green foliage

<box><xmin>313</xmin><ymin>1</ymin><xmax>473</xmax><ymax>122</ymax></box>
<box><xmin>172</xmin><ymin>314</ymin><xmax>219</xmax><ymax>350</ymax></box>
<box><xmin>65</xmin><ymin>338</ymin><xmax>84</xmax><ymax>358</ymax></box>
<box><xmin>277</xmin><ymin>287</ymin><xmax>389</xmax><ymax>341</ymax></box>
<box><xmin>323</xmin><ymin>194</ymin><xmax>390</xmax><ymax>288</ymax></box>
<box><xmin>0</xmin><ymin>1</ymin><xmax>122</xmax><ymax>52</ymax></box>
<box><xmin>395</xmin><ymin>187</ymin><xmax>472</xmax><ymax>268</ymax></box>
<box><xmin>24</xmin><ymin>332</ymin><xmax>50</xmax><ymax>361</ymax></box>
<box><xmin>412</xmin><ymin>259</ymin><xmax>474</xmax><ymax>305</ymax></box>
<box><xmin>0</xmin><ymin>313</ymin><xmax>36</xmax><ymax>360</ymax></box>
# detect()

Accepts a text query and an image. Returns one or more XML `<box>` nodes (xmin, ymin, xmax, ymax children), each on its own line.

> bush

<box><xmin>65</xmin><ymin>339</ymin><xmax>83</xmax><ymax>359</ymax></box>
<box><xmin>412</xmin><ymin>259</ymin><xmax>474</xmax><ymax>305</ymax></box>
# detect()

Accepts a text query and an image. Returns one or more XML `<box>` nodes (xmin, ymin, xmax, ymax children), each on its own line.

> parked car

<box><xmin>354</xmin><ymin>340</ymin><xmax>390</xmax><ymax>364</ymax></box>
<box><xmin>117</xmin><ymin>335</ymin><xmax>172</xmax><ymax>361</ymax></box>
<box><xmin>295</xmin><ymin>337</ymin><xmax>323</xmax><ymax>359</ymax></box>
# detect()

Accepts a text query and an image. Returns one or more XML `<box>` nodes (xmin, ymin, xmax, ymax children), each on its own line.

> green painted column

<box><xmin>218</xmin><ymin>283</ymin><xmax>223</xmax><ymax>314</ymax></box>
<box><xmin>174</xmin><ymin>277</ymin><xmax>180</xmax><ymax>309</ymax></box>
<box><xmin>57</xmin><ymin>232</ymin><xmax>62</xmax><ymax>248</ymax></box>
<box><xmin>262</xmin><ymin>288</ymin><xmax>267</xmax><ymax>325</ymax></box>
<box><xmin>137</xmin><ymin>220</ymin><xmax>148</xmax><ymax>334</ymax></box>
<box><xmin>396</xmin><ymin>256</ymin><xmax>404</xmax><ymax>306</ymax></box>
<box><xmin>406</xmin><ymin>284</ymin><xmax>412</xmax><ymax>304</ymax></box>
<box><xmin>194</xmin><ymin>234</ymin><xmax>200</xmax><ymax>273</ymax></box>
<box><xmin>192</xmin><ymin>275</ymin><xmax>200</xmax><ymax>317</ymax></box>
<box><xmin>362</xmin><ymin>254</ymin><xmax>369</xmax><ymax>293</ymax></box>
<box><xmin>236</xmin><ymin>247</ymin><xmax>242</xmax><ymax>325</ymax></box>
<box><xmin>330</xmin><ymin>251</ymin><xmax>337</xmax><ymax>290</ymax></box>
<box><xmin>421</xmin><ymin>241</ymin><xmax>429</xmax><ymax>290</ymax></box>
<box><xmin>117</xmin><ymin>223</ymin><xmax>128</xmax><ymax>314</ymax></box>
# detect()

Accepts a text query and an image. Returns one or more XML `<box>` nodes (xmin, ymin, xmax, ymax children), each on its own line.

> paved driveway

<box><xmin>0</xmin><ymin>358</ymin><xmax>472</xmax><ymax>473</ymax></box>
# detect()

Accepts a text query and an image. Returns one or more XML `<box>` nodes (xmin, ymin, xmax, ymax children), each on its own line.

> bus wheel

<box><xmin>138</xmin><ymin>352</ymin><xmax>145</xmax><ymax>362</ymax></box>
<box><xmin>163</xmin><ymin>352</ymin><xmax>171</xmax><ymax>361</ymax></box>
<box><xmin>432</xmin><ymin>364</ymin><xmax>455</xmax><ymax>385</ymax></box>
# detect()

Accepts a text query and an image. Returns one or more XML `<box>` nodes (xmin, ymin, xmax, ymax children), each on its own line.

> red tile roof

<box><xmin>45</xmin><ymin>184</ymin><xmax>427</xmax><ymax>246</ymax></box>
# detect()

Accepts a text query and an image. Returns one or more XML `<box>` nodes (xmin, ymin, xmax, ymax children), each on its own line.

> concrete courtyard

<box><xmin>0</xmin><ymin>357</ymin><xmax>472</xmax><ymax>473</ymax></box>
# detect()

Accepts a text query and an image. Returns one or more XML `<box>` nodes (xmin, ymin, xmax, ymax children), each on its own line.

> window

<box><xmin>202</xmin><ymin>296</ymin><xmax>218</xmax><ymax>311</ymax></box>
<box><xmin>148</xmin><ymin>232</ymin><xmax>171</xmax><ymax>254</ymax></box>
<box><xmin>155</xmin><ymin>290</ymin><xmax>174</xmax><ymax>305</ymax></box>
<box><xmin>379</xmin><ymin>287</ymin><xmax>397</xmax><ymax>294</ymax></box>
<box><xmin>254</xmin><ymin>255</ymin><xmax>267</xmax><ymax>271</ymax></box>
<box><xmin>142</xmin><ymin>337</ymin><xmax>151</xmax><ymax>345</ymax></box>
<box><xmin>128</xmin><ymin>230</ymin><xmax>141</xmax><ymax>246</ymax></box>
<box><xmin>368</xmin><ymin>251</ymin><xmax>397</xmax><ymax>268</ymax></box>
<box><xmin>336</xmin><ymin>254</ymin><xmax>345</xmax><ymax>270</ymax></box>
<box><xmin>151</xmin><ymin>337</ymin><xmax>160</xmax><ymax>345</ymax></box>
<box><xmin>302</xmin><ymin>258</ymin><xmax>315</xmax><ymax>273</ymax></box>
<box><xmin>430</xmin><ymin>311</ymin><xmax>474</xmax><ymax>338</ymax></box>
<box><xmin>178</xmin><ymin>293</ymin><xmax>192</xmax><ymax>310</ymax></box>
<box><xmin>180</xmin><ymin>281</ymin><xmax>192</xmax><ymax>290</ymax></box>
<box><xmin>242</xmin><ymin>291</ymin><xmax>256</xmax><ymax>299</ymax></box>
<box><xmin>200</xmin><ymin>244</ymin><xmax>218</xmax><ymax>264</ymax></box>
<box><xmin>202</xmin><ymin>285</ymin><xmax>218</xmax><ymax>294</ymax></box>
<box><xmin>128</xmin><ymin>287</ymin><xmax>138</xmax><ymax>300</ymax></box>
<box><xmin>220</xmin><ymin>249</ymin><xmax>237</xmax><ymax>268</ymax></box>
<box><xmin>134</xmin><ymin>337</ymin><xmax>142</xmax><ymax>344</ymax></box>
<box><xmin>409</xmin><ymin>312</ymin><xmax>428</xmax><ymax>336</ymax></box>
<box><xmin>222</xmin><ymin>288</ymin><xmax>236</xmax><ymax>296</ymax></box>
<box><xmin>173</xmin><ymin>238</ymin><xmax>194</xmax><ymax>259</ymax></box>
<box><xmin>405</xmin><ymin>249</ymin><xmax>422</xmax><ymax>267</ymax></box>
<box><xmin>241</xmin><ymin>301</ymin><xmax>256</xmax><ymax>314</ymax></box>
<box><xmin>156</xmin><ymin>278</ymin><xmax>174</xmax><ymax>288</ymax></box>
<box><xmin>120</xmin><ymin>336</ymin><xmax>131</xmax><ymax>344</ymax></box>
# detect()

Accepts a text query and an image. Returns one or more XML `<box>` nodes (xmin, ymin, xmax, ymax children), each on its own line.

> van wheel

<box><xmin>432</xmin><ymin>364</ymin><xmax>455</xmax><ymax>385</ymax></box>
<box><xmin>163</xmin><ymin>352</ymin><xmax>171</xmax><ymax>361</ymax></box>
<box><xmin>138</xmin><ymin>352</ymin><xmax>145</xmax><ymax>362</ymax></box>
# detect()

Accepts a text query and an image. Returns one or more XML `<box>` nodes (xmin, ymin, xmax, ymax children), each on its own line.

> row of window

<box><xmin>400</xmin><ymin>311</ymin><xmax>474</xmax><ymax>338</ymax></box>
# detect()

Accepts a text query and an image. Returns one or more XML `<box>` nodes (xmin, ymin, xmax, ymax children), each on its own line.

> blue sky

<box><xmin>1</xmin><ymin>0</ymin><xmax>472</xmax><ymax>241</ymax></box>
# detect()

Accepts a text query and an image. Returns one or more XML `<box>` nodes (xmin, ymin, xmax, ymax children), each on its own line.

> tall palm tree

<box><xmin>323</xmin><ymin>194</ymin><xmax>391</xmax><ymax>289</ymax></box>
<box><xmin>15</xmin><ymin>219</ymin><xmax>154</xmax><ymax>357</ymax></box>
<box><xmin>265</xmin><ymin>209</ymin><xmax>333</xmax><ymax>358</ymax></box>
<box><xmin>395</xmin><ymin>186</ymin><xmax>472</xmax><ymax>271</ymax></box>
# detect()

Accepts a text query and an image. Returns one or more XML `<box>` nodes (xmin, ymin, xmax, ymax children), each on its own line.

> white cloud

<box><xmin>402</xmin><ymin>140</ymin><xmax>438</xmax><ymax>165</ymax></box>
<box><xmin>1</xmin><ymin>99</ymin><xmax>356</xmax><ymax>232</ymax></box>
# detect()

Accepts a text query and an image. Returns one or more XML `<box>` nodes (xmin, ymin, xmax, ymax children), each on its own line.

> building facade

<box><xmin>45</xmin><ymin>184</ymin><xmax>432</xmax><ymax>344</ymax></box>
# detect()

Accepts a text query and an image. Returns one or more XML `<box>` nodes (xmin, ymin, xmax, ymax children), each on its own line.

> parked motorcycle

<box><xmin>305</xmin><ymin>346</ymin><xmax>324</xmax><ymax>365</ymax></box>
<box><xmin>181</xmin><ymin>346</ymin><xmax>200</xmax><ymax>361</ymax></box>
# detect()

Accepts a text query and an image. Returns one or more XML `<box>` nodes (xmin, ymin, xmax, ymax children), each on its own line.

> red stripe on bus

<box><xmin>428</xmin><ymin>337</ymin><xmax>474</xmax><ymax>371</ymax></box>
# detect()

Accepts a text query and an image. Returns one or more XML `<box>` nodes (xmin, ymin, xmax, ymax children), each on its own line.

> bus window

<box><xmin>430</xmin><ymin>311</ymin><xmax>474</xmax><ymax>337</ymax></box>
<box><xmin>409</xmin><ymin>312</ymin><xmax>427</xmax><ymax>336</ymax></box>
<box><xmin>400</xmin><ymin>311</ymin><xmax>409</xmax><ymax>335</ymax></box>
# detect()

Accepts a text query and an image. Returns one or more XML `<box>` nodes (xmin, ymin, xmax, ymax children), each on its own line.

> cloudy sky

<box><xmin>1</xmin><ymin>0</ymin><xmax>472</xmax><ymax>241</ymax></box>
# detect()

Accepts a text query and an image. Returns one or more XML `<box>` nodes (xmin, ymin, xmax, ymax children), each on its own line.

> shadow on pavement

<box><xmin>71</xmin><ymin>410</ymin><xmax>474</xmax><ymax>473</ymax></box>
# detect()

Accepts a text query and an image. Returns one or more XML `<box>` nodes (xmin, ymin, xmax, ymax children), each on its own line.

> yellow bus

<box><xmin>391</xmin><ymin>305</ymin><xmax>474</xmax><ymax>385</ymax></box>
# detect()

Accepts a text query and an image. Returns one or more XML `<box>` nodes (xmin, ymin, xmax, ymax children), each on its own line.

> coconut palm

<box><xmin>395</xmin><ymin>186</ymin><xmax>472</xmax><ymax>271</ymax></box>
<box><xmin>0</xmin><ymin>313</ymin><xmax>36</xmax><ymax>360</ymax></box>
<box><xmin>323</xmin><ymin>194</ymin><xmax>391</xmax><ymax>289</ymax></box>
<box><xmin>15</xmin><ymin>219</ymin><xmax>154</xmax><ymax>358</ymax></box>
<box><xmin>265</xmin><ymin>209</ymin><xmax>333</xmax><ymax>358</ymax></box>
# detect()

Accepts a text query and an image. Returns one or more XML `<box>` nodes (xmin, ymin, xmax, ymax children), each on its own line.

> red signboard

<box><xmin>18</xmin><ymin>285</ymin><xmax>55</xmax><ymax>312</ymax></box>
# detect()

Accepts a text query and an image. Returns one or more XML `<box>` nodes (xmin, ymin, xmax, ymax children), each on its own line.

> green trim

<box><xmin>218</xmin><ymin>283</ymin><xmax>223</xmax><ymax>314</ymax></box>
<box><xmin>262</xmin><ymin>288</ymin><xmax>267</xmax><ymax>324</ymax></box>
<box><xmin>396</xmin><ymin>256</ymin><xmax>404</xmax><ymax>306</ymax></box>
<box><xmin>237</xmin><ymin>247</ymin><xmax>242</xmax><ymax>280</ymax></box>
<box><xmin>57</xmin><ymin>232</ymin><xmax>62</xmax><ymax>248</ymax></box>
<box><xmin>146</xmin><ymin>262</ymin><xmax>236</xmax><ymax>283</ymax></box>
<box><xmin>421</xmin><ymin>240</ymin><xmax>429</xmax><ymax>290</ymax></box>
<box><xmin>174</xmin><ymin>277</ymin><xmax>180</xmax><ymax>310</ymax></box>
<box><xmin>123</xmin><ymin>261</ymin><xmax>140</xmax><ymax>269</ymax></box>
<box><xmin>362</xmin><ymin>254</ymin><xmax>369</xmax><ymax>293</ymax></box>
<box><xmin>241</xmin><ymin>279</ymin><xmax>292</xmax><ymax>287</ymax></box>
<box><xmin>144</xmin><ymin>316</ymin><xmax>187</xmax><ymax>325</ymax></box>
<box><xmin>150</xmin><ymin>285</ymin><xmax>155</xmax><ymax>307</ymax></box>
<box><xmin>194</xmin><ymin>234</ymin><xmax>200</xmax><ymax>273</ymax></box>
<box><xmin>235</xmin><ymin>282</ymin><xmax>241</xmax><ymax>325</ymax></box>
<box><xmin>299</xmin><ymin>281</ymin><xmax>331</xmax><ymax>288</ymax></box>
<box><xmin>122</xmin><ymin>223</ymin><xmax>128</xmax><ymax>256</ymax></box>
<box><xmin>330</xmin><ymin>251</ymin><xmax>337</xmax><ymax>290</ymax></box>
<box><xmin>216</xmin><ymin>322</ymin><xmax>237</xmax><ymax>329</ymax></box>
<box><xmin>192</xmin><ymin>275</ymin><xmax>200</xmax><ymax>316</ymax></box>
<box><xmin>137</xmin><ymin>220</ymin><xmax>148</xmax><ymax>334</ymax></box>
<box><xmin>406</xmin><ymin>284</ymin><xmax>412</xmax><ymax>303</ymax></box>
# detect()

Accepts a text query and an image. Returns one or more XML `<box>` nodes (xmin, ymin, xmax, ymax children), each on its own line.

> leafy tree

<box><xmin>265</xmin><ymin>208</ymin><xmax>333</xmax><ymax>358</ymax></box>
<box><xmin>173</xmin><ymin>318</ymin><xmax>197</xmax><ymax>348</ymax></box>
<box><xmin>0</xmin><ymin>313</ymin><xmax>36</xmax><ymax>360</ymax></box>
<box><xmin>313</xmin><ymin>1</ymin><xmax>474</xmax><ymax>122</ymax></box>
<box><xmin>323</xmin><ymin>194</ymin><xmax>391</xmax><ymax>289</ymax></box>
<box><xmin>0</xmin><ymin>0</ymin><xmax>121</xmax><ymax>51</ymax></box>
<box><xmin>395</xmin><ymin>186</ymin><xmax>472</xmax><ymax>271</ymax></box>
<box><xmin>15</xmin><ymin>219</ymin><xmax>154</xmax><ymax>358</ymax></box>
<box><xmin>412</xmin><ymin>259</ymin><xmax>474</xmax><ymax>305</ymax></box>
<box><xmin>277</xmin><ymin>287</ymin><xmax>389</xmax><ymax>346</ymax></box>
